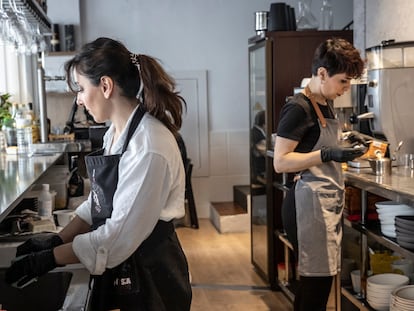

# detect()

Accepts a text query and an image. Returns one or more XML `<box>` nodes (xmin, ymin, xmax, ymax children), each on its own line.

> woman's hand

<box><xmin>320</xmin><ymin>146</ymin><xmax>365</xmax><ymax>162</ymax></box>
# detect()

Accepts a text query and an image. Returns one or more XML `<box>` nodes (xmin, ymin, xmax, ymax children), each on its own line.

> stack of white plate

<box><xmin>395</xmin><ymin>216</ymin><xmax>414</xmax><ymax>250</ymax></box>
<box><xmin>375</xmin><ymin>202</ymin><xmax>414</xmax><ymax>238</ymax></box>
<box><xmin>390</xmin><ymin>285</ymin><xmax>414</xmax><ymax>311</ymax></box>
<box><xmin>367</xmin><ymin>273</ymin><xmax>410</xmax><ymax>311</ymax></box>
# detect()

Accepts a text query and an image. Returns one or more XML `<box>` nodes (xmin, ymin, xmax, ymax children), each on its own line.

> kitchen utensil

<box><xmin>53</xmin><ymin>209</ymin><xmax>75</xmax><ymax>227</ymax></box>
<box><xmin>350</xmin><ymin>270</ymin><xmax>361</xmax><ymax>293</ymax></box>
<box><xmin>255</xmin><ymin>11</ymin><xmax>268</xmax><ymax>35</ymax></box>
<box><xmin>368</xmin><ymin>157</ymin><xmax>392</xmax><ymax>175</ymax></box>
<box><xmin>392</xmin><ymin>140</ymin><xmax>403</xmax><ymax>161</ymax></box>
<box><xmin>268</xmin><ymin>3</ymin><xmax>288</xmax><ymax>31</ymax></box>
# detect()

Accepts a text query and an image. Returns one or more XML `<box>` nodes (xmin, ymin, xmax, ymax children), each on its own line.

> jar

<box><xmin>296</xmin><ymin>0</ymin><xmax>318</xmax><ymax>30</ymax></box>
<box><xmin>320</xmin><ymin>0</ymin><xmax>333</xmax><ymax>30</ymax></box>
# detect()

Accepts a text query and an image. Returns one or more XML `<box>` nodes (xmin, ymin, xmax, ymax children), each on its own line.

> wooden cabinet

<box><xmin>249</xmin><ymin>30</ymin><xmax>353</xmax><ymax>290</ymax></box>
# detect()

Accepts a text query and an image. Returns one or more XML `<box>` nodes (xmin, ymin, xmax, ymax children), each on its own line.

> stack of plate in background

<box><xmin>367</xmin><ymin>273</ymin><xmax>410</xmax><ymax>311</ymax></box>
<box><xmin>395</xmin><ymin>216</ymin><xmax>414</xmax><ymax>250</ymax></box>
<box><xmin>390</xmin><ymin>285</ymin><xmax>414</xmax><ymax>310</ymax></box>
<box><xmin>375</xmin><ymin>202</ymin><xmax>414</xmax><ymax>238</ymax></box>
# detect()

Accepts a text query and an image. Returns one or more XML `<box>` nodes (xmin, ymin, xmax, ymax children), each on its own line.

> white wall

<box><xmin>47</xmin><ymin>0</ymin><xmax>353</xmax><ymax>218</ymax></box>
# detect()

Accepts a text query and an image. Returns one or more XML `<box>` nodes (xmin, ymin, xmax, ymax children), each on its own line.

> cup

<box><xmin>255</xmin><ymin>11</ymin><xmax>268</xmax><ymax>34</ymax></box>
<box><xmin>369</xmin><ymin>157</ymin><xmax>392</xmax><ymax>176</ymax></box>
<box><xmin>392</xmin><ymin>259</ymin><xmax>414</xmax><ymax>276</ymax></box>
<box><xmin>268</xmin><ymin>3</ymin><xmax>288</xmax><ymax>31</ymax></box>
<box><xmin>350</xmin><ymin>270</ymin><xmax>361</xmax><ymax>293</ymax></box>
<box><xmin>399</xmin><ymin>153</ymin><xmax>414</xmax><ymax>168</ymax></box>
<box><xmin>53</xmin><ymin>209</ymin><xmax>75</xmax><ymax>227</ymax></box>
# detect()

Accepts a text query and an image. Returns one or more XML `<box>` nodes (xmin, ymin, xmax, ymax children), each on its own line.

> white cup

<box><xmin>350</xmin><ymin>270</ymin><xmax>361</xmax><ymax>293</ymax></box>
<box><xmin>53</xmin><ymin>209</ymin><xmax>76</xmax><ymax>227</ymax></box>
<box><xmin>392</xmin><ymin>259</ymin><xmax>414</xmax><ymax>276</ymax></box>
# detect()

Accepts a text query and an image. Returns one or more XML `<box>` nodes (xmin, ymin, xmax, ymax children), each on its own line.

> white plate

<box><xmin>392</xmin><ymin>285</ymin><xmax>414</xmax><ymax>301</ymax></box>
<box><xmin>376</xmin><ymin>201</ymin><xmax>412</xmax><ymax>209</ymax></box>
<box><xmin>397</xmin><ymin>239</ymin><xmax>414</xmax><ymax>250</ymax></box>
<box><xmin>368</xmin><ymin>273</ymin><xmax>410</xmax><ymax>287</ymax></box>
<box><xmin>397</xmin><ymin>234</ymin><xmax>414</xmax><ymax>245</ymax></box>
<box><xmin>381</xmin><ymin>223</ymin><xmax>395</xmax><ymax>231</ymax></box>
<box><xmin>382</xmin><ymin>228</ymin><xmax>396</xmax><ymax>238</ymax></box>
<box><xmin>396</xmin><ymin>221</ymin><xmax>414</xmax><ymax>232</ymax></box>
<box><xmin>377</xmin><ymin>207</ymin><xmax>414</xmax><ymax>216</ymax></box>
<box><xmin>395</xmin><ymin>215</ymin><xmax>414</xmax><ymax>226</ymax></box>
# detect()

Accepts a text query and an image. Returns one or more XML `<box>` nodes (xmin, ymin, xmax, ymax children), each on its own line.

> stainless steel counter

<box><xmin>0</xmin><ymin>153</ymin><xmax>62</xmax><ymax>223</ymax></box>
<box><xmin>345</xmin><ymin>166</ymin><xmax>414</xmax><ymax>206</ymax></box>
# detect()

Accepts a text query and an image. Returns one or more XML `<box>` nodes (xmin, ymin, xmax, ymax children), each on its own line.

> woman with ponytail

<box><xmin>6</xmin><ymin>37</ymin><xmax>192</xmax><ymax>311</ymax></box>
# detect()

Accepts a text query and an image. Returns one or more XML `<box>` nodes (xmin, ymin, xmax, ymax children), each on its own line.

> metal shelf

<box><xmin>345</xmin><ymin>219</ymin><xmax>414</xmax><ymax>261</ymax></box>
<box><xmin>341</xmin><ymin>287</ymin><xmax>374</xmax><ymax>311</ymax></box>
<box><xmin>3</xmin><ymin>0</ymin><xmax>51</xmax><ymax>33</ymax></box>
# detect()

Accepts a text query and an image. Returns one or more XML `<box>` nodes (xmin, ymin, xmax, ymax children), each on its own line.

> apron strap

<box><xmin>122</xmin><ymin>104</ymin><xmax>147</xmax><ymax>153</ymax></box>
<box><xmin>304</xmin><ymin>85</ymin><xmax>327</xmax><ymax>128</ymax></box>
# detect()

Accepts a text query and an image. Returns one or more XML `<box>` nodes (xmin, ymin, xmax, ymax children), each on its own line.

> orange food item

<box><xmin>360</xmin><ymin>140</ymin><xmax>388</xmax><ymax>159</ymax></box>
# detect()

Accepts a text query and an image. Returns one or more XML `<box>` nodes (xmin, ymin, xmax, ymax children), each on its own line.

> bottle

<box><xmin>15</xmin><ymin>104</ymin><xmax>33</xmax><ymax>154</ymax></box>
<box><xmin>50</xmin><ymin>23</ymin><xmax>61</xmax><ymax>52</ymax></box>
<box><xmin>2</xmin><ymin>102</ymin><xmax>17</xmax><ymax>147</ymax></box>
<box><xmin>68</xmin><ymin>155</ymin><xmax>84</xmax><ymax>198</ymax></box>
<box><xmin>38</xmin><ymin>184</ymin><xmax>53</xmax><ymax>219</ymax></box>
<box><xmin>320</xmin><ymin>0</ymin><xmax>333</xmax><ymax>30</ymax></box>
<box><xmin>27</xmin><ymin>103</ymin><xmax>39</xmax><ymax>143</ymax></box>
<box><xmin>64</xmin><ymin>24</ymin><xmax>75</xmax><ymax>51</ymax></box>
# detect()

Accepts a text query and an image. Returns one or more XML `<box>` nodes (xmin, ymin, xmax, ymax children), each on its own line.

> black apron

<box><xmin>84</xmin><ymin>105</ymin><xmax>192</xmax><ymax>311</ymax></box>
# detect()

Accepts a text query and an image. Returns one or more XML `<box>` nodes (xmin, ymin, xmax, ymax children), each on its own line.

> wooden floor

<box><xmin>176</xmin><ymin>219</ymin><xmax>293</xmax><ymax>311</ymax></box>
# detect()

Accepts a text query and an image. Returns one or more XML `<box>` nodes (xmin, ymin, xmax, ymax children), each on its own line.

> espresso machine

<box><xmin>365</xmin><ymin>40</ymin><xmax>414</xmax><ymax>155</ymax></box>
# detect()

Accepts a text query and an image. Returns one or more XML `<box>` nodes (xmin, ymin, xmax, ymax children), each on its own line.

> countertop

<box><xmin>0</xmin><ymin>140</ymin><xmax>92</xmax><ymax>223</ymax></box>
<box><xmin>344</xmin><ymin>165</ymin><xmax>414</xmax><ymax>206</ymax></box>
<box><xmin>0</xmin><ymin>150</ymin><xmax>90</xmax><ymax>310</ymax></box>
<box><xmin>268</xmin><ymin>148</ymin><xmax>414</xmax><ymax>205</ymax></box>
<box><xmin>0</xmin><ymin>152</ymin><xmax>62</xmax><ymax>223</ymax></box>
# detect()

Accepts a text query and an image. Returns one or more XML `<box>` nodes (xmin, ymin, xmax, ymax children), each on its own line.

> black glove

<box><xmin>345</xmin><ymin>131</ymin><xmax>372</xmax><ymax>147</ymax></box>
<box><xmin>5</xmin><ymin>249</ymin><xmax>58</xmax><ymax>286</ymax></box>
<box><xmin>16</xmin><ymin>233</ymin><xmax>63</xmax><ymax>257</ymax></box>
<box><xmin>321</xmin><ymin>146</ymin><xmax>365</xmax><ymax>163</ymax></box>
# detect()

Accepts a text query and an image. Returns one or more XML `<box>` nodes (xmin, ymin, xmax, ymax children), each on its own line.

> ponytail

<box><xmin>138</xmin><ymin>55</ymin><xmax>186</xmax><ymax>135</ymax></box>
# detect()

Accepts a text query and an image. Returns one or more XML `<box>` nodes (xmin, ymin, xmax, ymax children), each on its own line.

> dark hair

<box><xmin>64</xmin><ymin>37</ymin><xmax>185</xmax><ymax>135</ymax></box>
<box><xmin>254</xmin><ymin>110</ymin><xmax>265</xmax><ymax>127</ymax></box>
<box><xmin>311</xmin><ymin>38</ymin><xmax>364</xmax><ymax>79</ymax></box>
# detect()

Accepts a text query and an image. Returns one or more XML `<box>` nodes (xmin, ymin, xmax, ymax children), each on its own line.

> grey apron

<box><xmin>295</xmin><ymin>99</ymin><xmax>344</xmax><ymax>277</ymax></box>
<box><xmin>85</xmin><ymin>105</ymin><xmax>192</xmax><ymax>310</ymax></box>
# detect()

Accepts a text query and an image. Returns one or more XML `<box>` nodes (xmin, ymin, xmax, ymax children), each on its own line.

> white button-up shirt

<box><xmin>72</xmin><ymin>109</ymin><xmax>185</xmax><ymax>275</ymax></box>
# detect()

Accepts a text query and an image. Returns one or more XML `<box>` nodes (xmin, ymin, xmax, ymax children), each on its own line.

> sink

<box><xmin>29</xmin><ymin>140</ymin><xmax>92</xmax><ymax>155</ymax></box>
<box><xmin>0</xmin><ymin>270</ymin><xmax>72</xmax><ymax>311</ymax></box>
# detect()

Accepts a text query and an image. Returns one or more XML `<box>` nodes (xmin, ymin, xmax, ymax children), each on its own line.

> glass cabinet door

<box><xmin>249</xmin><ymin>40</ymin><xmax>269</xmax><ymax>281</ymax></box>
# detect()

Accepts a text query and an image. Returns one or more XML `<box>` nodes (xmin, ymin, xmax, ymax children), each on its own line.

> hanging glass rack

<box><xmin>2</xmin><ymin>0</ymin><xmax>51</xmax><ymax>34</ymax></box>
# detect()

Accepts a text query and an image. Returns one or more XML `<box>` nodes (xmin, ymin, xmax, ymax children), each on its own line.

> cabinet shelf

<box><xmin>341</xmin><ymin>287</ymin><xmax>374</xmax><ymax>311</ymax></box>
<box><xmin>345</xmin><ymin>219</ymin><xmax>414</xmax><ymax>261</ymax></box>
<box><xmin>46</xmin><ymin>51</ymin><xmax>77</xmax><ymax>57</ymax></box>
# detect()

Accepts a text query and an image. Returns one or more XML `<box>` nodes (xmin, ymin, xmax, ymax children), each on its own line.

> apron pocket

<box><xmin>112</xmin><ymin>255</ymin><xmax>140</xmax><ymax>296</ymax></box>
<box><xmin>311</xmin><ymin>188</ymin><xmax>344</xmax><ymax>228</ymax></box>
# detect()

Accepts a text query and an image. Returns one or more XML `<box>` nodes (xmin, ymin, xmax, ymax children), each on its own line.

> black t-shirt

<box><xmin>276</xmin><ymin>93</ymin><xmax>335</xmax><ymax>153</ymax></box>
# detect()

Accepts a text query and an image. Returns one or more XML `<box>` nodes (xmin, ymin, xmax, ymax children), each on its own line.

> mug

<box><xmin>392</xmin><ymin>259</ymin><xmax>414</xmax><ymax>276</ymax></box>
<box><xmin>53</xmin><ymin>209</ymin><xmax>76</xmax><ymax>227</ymax></box>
